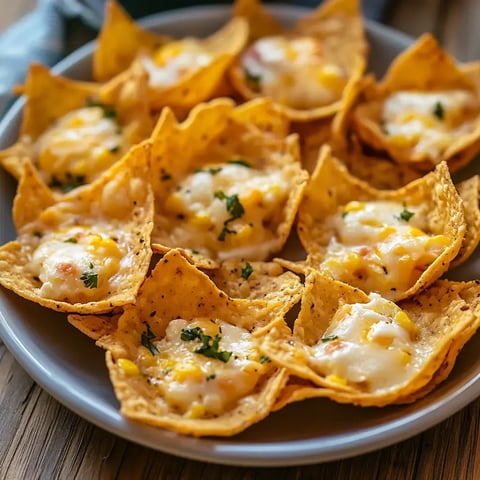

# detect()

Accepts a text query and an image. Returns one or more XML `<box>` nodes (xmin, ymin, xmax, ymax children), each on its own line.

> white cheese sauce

<box><xmin>240</xmin><ymin>35</ymin><xmax>346</xmax><ymax>109</ymax></box>
<box><xmin>321</xmin><ymin>200</ymin><xmax>450</xmax><ymax>298</ymax></box>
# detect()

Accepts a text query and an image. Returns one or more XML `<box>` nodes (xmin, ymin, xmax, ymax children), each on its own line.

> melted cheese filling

<box><xmin>34</xmin><ymin>106</ymin><xmax>127</xmax><ymax>189</ymax></box>
<box><xmin>131</xmin><ymin>318</ymin><xmax>272</xmax><ymax>418</ymax></box>
<box><xmin>143</xmin><ymin>39</ymin><xmax>212</xmax><ymax>87</ymax></box>
<box><xmin>161</xmin><ymin>162</ymin><xmax>291</xmax><ymax>260</ymax></box>
<box><xmin>381</xmin><ymin>90</ymin><xmax>478</xmax><ymax>159</ymax></box>
<box><xmin>321</xmin><ymin>200</ymin><xmax>450</xmax><ymax>298</ymax></box>
<box><xmin>23</xmin><ymin>225</ymin><xmax>124</xmax><ymax>303</ymax></box>
<box><xmin>240</xmin><ymin>35</ymin><xmax>347</xmax><ymax>109</ymax></box>
<box><xmin>309</xmin><ymin>293</ymin><xmax>422</xmax><ymax>392</ymax></box>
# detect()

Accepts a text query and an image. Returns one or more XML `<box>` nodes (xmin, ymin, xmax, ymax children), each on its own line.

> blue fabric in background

<box><xmin>0</xmin><ymin>0</ymin><xmax>391</xmax><ymax>117</ymax></box>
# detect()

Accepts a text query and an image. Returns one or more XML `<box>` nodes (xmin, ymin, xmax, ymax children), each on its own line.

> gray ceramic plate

<box><xmin>0</xmin><ymin>5</ymin><xmax>479</xmax><ymax>468</ymax></box>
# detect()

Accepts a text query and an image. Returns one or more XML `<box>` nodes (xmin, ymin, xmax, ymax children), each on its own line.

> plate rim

<box><xmin>0</xmin><ymin>3</ymin><xmax>479</xmax><ymax>467</ymax></box>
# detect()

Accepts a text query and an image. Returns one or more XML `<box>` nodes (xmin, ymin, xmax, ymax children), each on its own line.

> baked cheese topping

<box><xmin>381</xmin><ymin>90</ymin><xmax>478</xmax><ymax>159</ymax></box>
<box><xmin>161</xmin><ymin>162</ymin><xmax>291</xmax><ymax>260</ymax></box>
<box><xmin>34</xmin><ymin>106</ymin><xmax>127</xmax><ymax>191</ymax></box>
<box><xmin>321</xmin><ymin>200</ymin><xmax>450</xmax><ymax>298</ymax></box>
<box><xmin>240</xmin><ymin>35</ymin><xmax>347</xmax><ymax>109</ymax></box>
<box><xmin>22</xmin><ymin>225</ymin><xmax>125</xmax><ymax>303</ymax></box>
<box><xmin>143</xmin><ymin>39</ymin><xmax>213</xmax><ymax>87</ymax></box>
<box><xmin>126</xmin><ymin>318</ymin><xmax>272</xmax><ymax>418</ymax></box>
<box><xmin>309</xmin><ymin>293</ymin><xmax>421</xmax><ymax>392</ymax></box>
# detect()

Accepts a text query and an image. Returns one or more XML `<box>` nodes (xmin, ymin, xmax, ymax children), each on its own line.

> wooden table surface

<box><xmin>1</xmin><ymin>1</ymin><xmax>480</xmax><ymax>479</ymax></box>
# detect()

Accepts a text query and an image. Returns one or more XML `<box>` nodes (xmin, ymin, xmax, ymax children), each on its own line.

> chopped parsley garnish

<box><xmin>33</xmin><ymin>231</ymin><xmax>43</xmax><ymax>238</ymax></box>
<box><xmin>321</xmin><ymin>335</ymin><xmax>339</xmax><ymax>343</ymax></box>
<box><xmin>80</xmin><ymin>264</ymin><xmax>98</xmax><ymax>289</ymax></box>
<box><xmin>64</xmin><ymin>238</ymin><xmax>77</xmax><ymax>244</ymax></box>
<box><xmin>433</xmin><ymin>101</ymin><xmax>444</xmax><ymax>120</ymax></box>
<box><xmin>49</xmin><ymin>173</ymin><xmax>85</xmax><ymax>193</ymax></box>
<box><xmin>214</xmin><ymin>191</ymin><xmax>245</xmax><ymax>241</ymax></box>
<box><xmin>341</xmin><ymin>211</ymin><xmax>348</xmax><ymax>218</ymax></box>
<box><xmin>228</xmin><ymin>159</ymin><xmax>252</xmax><ymax>168</ymax></box>
<box><xmin>190</xmin><ymin>249</ymin><xmax>200</xmax><ymax>254</ymax></box>
<box><xmin>259</xmin><ymin>355</ymin><xmax>271</xmax><ymax>364</ymax></box>
<box><xmin>86</xmin><ymin>100</ymin><xmax>117</xmax><ymax>119</ymax></box>
<box><xmin>241</xmin><ymin>262</ymin><xmax>253</xmax><ymax>280</ymax></box>
<box><xmin>195</xmin><ymin>166</ymin><xmax>223</xmax><ymax>175</ymax></box>
<box><xmin>141</xmin><ymin>322</ymin><xmax>159</xmax><ymax>355</ymax></box>
<box><xmin>109</xmin><ymin>145</ymin><xmax>120</xmax><ymax>153</ymax></box>
<box><xmin>206</xmin><ymin>373</ymin><xmax>216</xmax><ymax>381</ymax></box>
<box><xmin>397</xmin><ymin>208</ymin><xmax>415</xmax><ymax>222</ymax></box>
<box><xmin>181</xmin><ymin>327</ymin><xmax>232</xmax><ymax>363</ymax></box>
<box><xmin>245</xmin><ymin>68</ymin><xmax>262</xmax><ymax>87</ymax></box>
<box><xmin>161</xmin><ymin>172</ymin><xmax>172</xmax><ymax>181</ymax></box>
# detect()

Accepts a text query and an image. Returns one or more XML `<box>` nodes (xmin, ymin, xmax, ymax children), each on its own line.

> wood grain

<box><xmin>1</xmin><ymin>1</ymin><xmax>480</xmax><ymax>479</ymax></box>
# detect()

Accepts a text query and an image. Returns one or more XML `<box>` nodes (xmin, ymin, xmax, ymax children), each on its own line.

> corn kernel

<box><xmin>317</xmin><ymin>65</ymin><xmax>346</xmax><ymax>95</ymax></box>
<box><xmin>190</xmin><ymin>212</ymin><xmax>211</xmax><ymax>228</ymax></box>
<box><xmin>186</xmin><ymin>402</ymin><xmax>206</xmax><ymax>419</ymax></box>
<box><xmin>154</xmin><ymin>41</ymin><xmax>184</xmax><ymax>66</ymax></box>
<box><xmin>118</xmin><ymin>358</ymin><xmax>140</xmax><ymax>376</ymax></box>
<box><xmin>173</xmin><ymin>362</ymin><xmax>204</xmax><ymax>382</ymax></box>
<box><xmin>343</xmin><ymin>201</ymin><xmax>365</xmax><ymax>214</ymax></box>
<box><xmin>193</xmin><ymin>318</ymin><xmax>220</xmax><ymax>337</ymax></box>
<box><xmin>399</xmin><ymin>350</ymin><xmax>412</xmax><ymax>366</ymax></box>
<box><xmin>425</xmin><ymin>234</ymin><xmax>450</xmax><ymax>250</ymax></box>
<box><xmin>379</xmin><ymin>226</ymin><xmax>397</xmax><ymax>240</ymax></box>
<box><xmin>409</xmin><ymin>227</ymin><xmax>426</xmax><ymax>237</ymax></box>
<box><xmin>395</xmin><ymin>311</ymin><xmax>420</xmax><ymax>337</ymax></box>
<box><xmin>39</xmin><ymin>209</ymin><xmax>60</xmax><ymax>226</ymax></box>
<box><xmin>326</xmin><ymin>374</ymin><xmax>347</xmax><ymax>385</ymax></box>
<box><xmin>164</xmin><ymin>193</ymin><xmax>185</xmax><ymax>214</ymax></box>
<box><xmin>65</xmin><ymin>116</ymin><xmax>86</xmax><ymax>128</ymax></box>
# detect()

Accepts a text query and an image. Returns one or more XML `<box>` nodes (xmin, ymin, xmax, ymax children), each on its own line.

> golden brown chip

<box><xmin>229</xmin><ymin>0</ymin><xmax>367</xmax><ymax>121</ymax></box>
<box><xmin>0</xmin><ymin>63</ymin><xmax>152</xmax><ymax>195</ymax></box>
<box><xmin>451</xmin><ymin>175</ymin><xmax>480</xmax><ymax>267</ymax></box>
<box><xmin>149</xmin><ymin>98</ymin><xmax>308</xmax><ymax>266</ymax></box>
<box><xmin>0</xmin><ymin>142</ymin><xmax>153</xmax><ymax>313</ymax></box>
<box><xmin>261</xmin><ymin>272</ymin><xmax>480</xmax><ymax>408</ymax></box>
<box><xmin>101</xmin><ymin>249</ymin><xmax>288</xmax><ymax>436</ymax></box>
<box><xmin>93</xmin><ymin>0</ymin><xmax>172</xmax><ymax>82</ymax></box>
<box><xmin>297</xmin><ymin>145</ymin><xmax>465</xmax><ymax>301</ymax></box>
<box><xmin>68</xmin><ymin>311</ymin><xmax>122</xmax><ymax>341</ymax></box>
<box><xmin>94</xmin><ymin>1</ymin><xmax>248</xmax><ymax>110</ymax></box>
<box><xmin>349</xmin><ymin>34</ymin><xmax>480</xmax><ymax>171</ymax></box>
<box><xmin>206</xmin><ymin>259</ymin><xmax>303</xmax><ymax>316</ymax></box>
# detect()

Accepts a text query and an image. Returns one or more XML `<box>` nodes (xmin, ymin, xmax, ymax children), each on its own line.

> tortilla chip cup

<box><xmin>0</xmin><ymin>63</ymin><xmax>152</xmax><ymax>195</ymax></box>
<box><xmin>94</xmin><ymin>0</ymin><xmax>248</xmax><ymax>110</ymax></box>
<box><xmin>260</xmin><ymin>271</ymin><xmax>480</xmax><ymax>408</ymax></box>
<box><xmin>229</xmin><ymin>0</ymin><xmax>367</xmax><ymax>121</ymax></box>
<box><xmin>100</xmin><ymin>249</ymin><xmax>288</xmax><ymax>436</ymax></box>
<box><xmin>0</xmin><ymin>142</ymin><xmax>153</xmax><ymax>313</ymax></box>
<box><xmin>350</xmin><ymin>34</ymin><xmax>480</xmax><ymax>171</ymax></box>
<box><xmin>297</xmin><ymin>145</ymin><xmax>465</xmax><ymax>301</ymax></box>
<box><xmin>149</xmin><ymin>98</ymin><xmax>308</xmax><ymax>267</ymax></box>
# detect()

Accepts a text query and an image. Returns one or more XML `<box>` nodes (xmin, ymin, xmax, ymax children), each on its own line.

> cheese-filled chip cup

<box><xmin>150</xmin><ymin>99</ymin><xmax>308</xmax><ymax>267</ymax></box>
<box><xmin>229</xmin><ymin>0</ymin><xmax>367</xmax><ymax>121</ymax></box>
<box><xmin>350</xmin><ymin>34</ymin><xmax>480</xmax><ymax>171</ymax></box>
<box><xmin>94</xmin><ymin>1</ymin><xmax>248</xmax><ymax>110</ymax></box>
<box><xmin>297</xmin><ymin>146</ymin><xmax>465</xmax><ymax>301</ymax></box>
<box><xmin>0</xmin><ymin>63</ymin><xmax>152</xmax><ymax>195</ymax></box>
<box><xmin>0</xmin><ymin>142</ymin><xmax>154</xmax><ymax>313</ymax></box>
<box><xmin>261</xmin><ymin>272</ymin><xmax>480</xmax><ymax>408</ymax></box>
<box><xmin>101</xmin><ymin>250</ymin><xmax>288</xmax><ymax>436</ymax></box>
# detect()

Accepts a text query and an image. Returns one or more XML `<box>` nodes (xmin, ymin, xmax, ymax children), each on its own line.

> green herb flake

<box><xmin>321</xmin><ymin>335</ymin><xmax>339</xmax><ymax>343</ymax></box>
<box><xmin>228</xmin><ymin>159</ymin><xmax>252</xmax><ymax>168</ymax></box>
<box><xmin>80</xmin><ymin>269</ymin><xmax>98</xmax><ymax>289</ymax></box>
<box><xmin>195</xmin><ymin>166</ymin><xmax>223</xmax><ymax>175</ymax></box>
<box><xmin>180</xmin><ymin>327</ymin><xmax>232</xmax><ymax>363</ymax></box>
<box><xmin>397</xmin><ymin>208</ymin><xmax>415</xmax><ymax>222</ymax></box>
<box><xmin>109</xmin><ymin>145</ymin><xmax>120</xmax><ymax>153</ymax></box>
<box><xmin>241</xmin><ymin>262</ymin><xmax>254</xmax><ymax>280</ymax></box>
<box><xmin>341</xmin><ymin>211</ymin><xmax>348</xmax><ymax>219</ymax></box>
<box><xmin>433</xmin><ymin>101</ymin><xmax>444</xmax><ymax>120</ymax></box>
<box><xmin>86</xmin><ymin>100</ymin><xmax>117</xmax><ymax>119</ymax></box>
<box><xmin>141</xmin><ymin>322</ymin><xmax>159</xmax><ymax>356</ymax></box>
<box><xmin>214</xmin><ymin>191</ymin><xmax>246</xmax><ymax>241</ymax></box>
<box><xmin>191</xmin><ymin>249</ymin><xmax>200</xmax><ymax>255</ymax></box>
<box><xmin>206</xmin><ymin>373</ymin><xmax>216</xmax><ymax>381</ymax></box>
<box><xmin>245</xmin><ymin>68</ymin><xmax>262</xmax><ymax>87</ymax></box>
<box><xmin>64</xmin><ymin>238</ymin><xmax>78</xmax><ymax>244</ymax></box>
<box><xmin>259</xmin><ymin>355</ymin><xmax>271</xmax><ymax>364</ymax></box>
<box><xmin>49</xmin><ymin>173</ymin><xmax>86</xmax><ymax>193</ymax></box>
